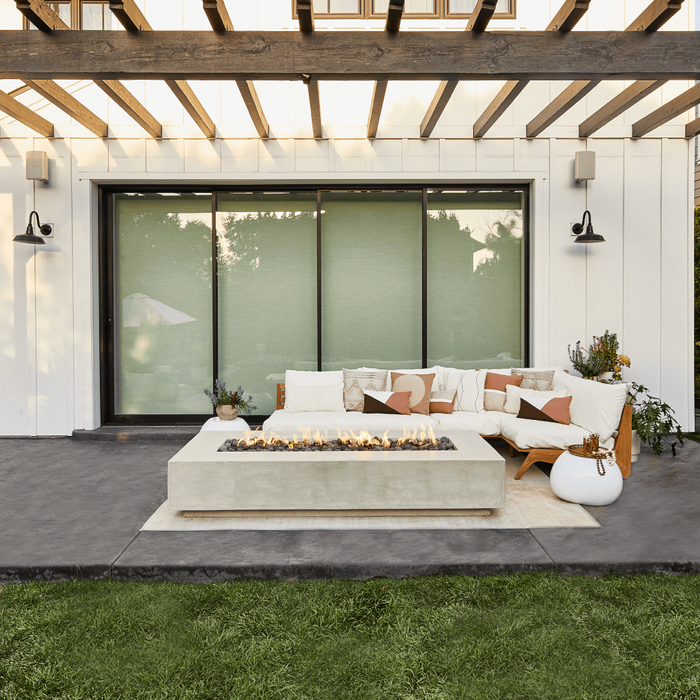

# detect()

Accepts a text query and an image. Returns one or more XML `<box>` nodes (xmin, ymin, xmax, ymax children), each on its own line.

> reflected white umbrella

<box><xmin>121</xmin><ymin>293</ymin><xmax>196</xmax><ymax>327</ymax></box>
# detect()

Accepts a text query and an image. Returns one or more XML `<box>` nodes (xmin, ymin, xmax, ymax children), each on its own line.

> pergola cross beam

<box><xmin>632</xmin><ymin>83</ymin><xmax>700</xmax><ymax>137</ymax></box>
<box><xmin>108</xmin><ymin>0</ymin><xmax>216</xmax><ymax>139</ymax></box>
<box><xmin>15</xmin><ymin>0</ymin><xmax>69</xmax><ymax>31</ymax></box>
<box><xmin>473</xmin><ymin>0</ymin><xmax>590</xmax><ymax>139</ymax></box>
<box><xmin>526</xmin><ymin>0</ymin><xmax>684</xmax><ymax>138</ymax></box>
<box><xmin>386</xmin><ymin>0</ymin><xmax>405</xmax><ymax>33</ymax></box>
<box><xmin>0</xmin><ymin>87</ymin><xmax>54</xmax><ymax>137</ymax></box>
<box><xmin>203</xmin><ymin>0</ymin><xmax>233</xmax><ymax>32</ymax></box>
<box><xmin>420</xmin><ymin>0</ymin><xmax>499</xmax><ymax>138</ymax></box>
<box><xmin>297</xmin><ymin>0</ymin><xmax>314</xmax><ymax>34</ymax></box>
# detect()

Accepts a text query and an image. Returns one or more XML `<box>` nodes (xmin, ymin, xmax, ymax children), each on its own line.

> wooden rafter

<box><xmin>297</xmin><ymin>0</ymin><xmax>314</xmax><ymax>34</ymax></box>
<box><xmin>420</xmin><ymin>0</ymin><xmax>499</xmax><ymax>138</ymax></box>
<box><xmin>307</xmin><ymin>78</ymin><xmax>322</xmax><ymax>139</ymax></box>
<box><xmin>202</xmin><ymin>0</ymin><xmax>233</xmax><ymax>33</ymax></box>
<box><xmin>15</xmin><ymin>0</ymin><xmax>69</xmax><ymax>31</ymax></box>
<box><xmin>526</xmin><ymin>0</ymin><xmax>683</xmax><ymax>138</ymax></box>
<box><xmin>201</xmin><ymin>1</ymin><xmax>268</xmax><ymax>139</ymax></box>
<box><xmin>578</xmin><ymin>80</ymin><xmax>667</xmax><ymax>137</ymax></box>
<box><xmin>0</xmin><ymin>87</ymin><xmax>54</xmax><ymax>137</ymax></box>
<box><xmin>386</xmin><ymin>0</ymin><xmax>405</xmax><ymax>33</ymax></box>
<box><xmin>632</xmin><ymin>83</ymin><xmax>700</xmax><ymax>137</ymax></box>
<box><xmin>575</xmin><ymin>1</ymin><xmax>685</xmax><ymax>136</ymax></box>
<box><xmin>23</xmin><ymin>79</ymin><xmax>108</xmax><ymax>137</ymax></box>
<box><xmin>367</xmin><ymin>80</ymin><xmax>388</xmax><ymax>139</ymax></box>
<box><xmin>108</xmin><ymin>1</ymin><xmax>216</xmax><ymax>139</ymax></box>
<box><xmin>2</xmin><ymin>31</ymin><xmax>700</xmax><ymax>82</ymax></box>
<box><xmin>685</xmin><ymin>116</ymin><xmax>700</xmax><ymax>138</ymax></box>
<box><xmin>547</xmin><ymin>0</ymin><xmax>591</xmax><ymax>32</ymax></box>
<box><xmin>16</xmin><ymin>0</ymin><xmax>161</xmax><ymax>138</ymax></box>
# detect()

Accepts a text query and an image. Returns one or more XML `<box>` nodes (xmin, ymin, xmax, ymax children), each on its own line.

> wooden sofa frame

<box><xmin>275</xmin><ymin>384</ymin><xmax>632</xmax><ymax>480</ymax></box>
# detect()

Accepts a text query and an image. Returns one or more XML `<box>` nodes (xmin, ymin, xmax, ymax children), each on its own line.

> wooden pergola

<box><xmin>1</xmin><ymin>0</ymin><xmax>699</xmax><ymax>140</ymax></box>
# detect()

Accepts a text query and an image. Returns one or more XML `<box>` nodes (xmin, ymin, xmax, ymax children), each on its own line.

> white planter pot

<box><xmin>550</xmin><ymin>450</ymin><xmax>623</xmax><ymax>506</ymax></box>
<box><xmin>631</xmin><ymin>429</ymin><xmax>641</xmax><ymax>463</ymax></box>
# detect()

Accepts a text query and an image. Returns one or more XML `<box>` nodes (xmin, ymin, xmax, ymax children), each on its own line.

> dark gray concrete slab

<box><xmin>531</xmin><ymin>439</ymin><xmax>700</xmax><ymax>576</ymax></box>
<box><xmin>0</xmin><ymin>437</ymin><xmax>187</xmax><ymax>582</ymax></box>
<box><xmin>112</xmin><ymin>529</ymin><xmax>554</xmax><ymax>582</ymax></box>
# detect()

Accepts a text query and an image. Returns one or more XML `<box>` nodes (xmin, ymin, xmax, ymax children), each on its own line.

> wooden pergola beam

<box><xmin>298</xmin><ymin>0</ymin><xmax>314</xmax><ymax>34</ymax></box>
<box><xmin>15</xmin><ymin>0</ymin><xmax>69</xmax><ymax>31</ymax></box>
<box><xmin>2</xmin><ymin>31</ymin><xmax>700</xmax><ymax>81</ymax></box>
<box><xmin>203</xmin><ymin>0</ymin><xmax>233</xmax><ymax>33</ymax></box>
<box><xmin>525</xmin><ymin>0</ymin><xmax>681</xmax><ymax>138</ymax></box>
<box><xmin>578</xmin><ymin>79</ymin><xmax>666</xmax><ymax>137</ymax></box>
<box><xmin>419</xmin><ymin>0</ymin><xmax>499</xmax><ymax>138</ymax></box>
<box><xmin>626</xmin><ymin>0</ymin><xmax>684</xmax><ymax>32</ymax></box>
<box><xmin>16</xmin><ymin>0</ymin><xmax>162</xmax><ymax>139</ymax></box>
<box><xmin>307</xmin><ymin>78</ymin><xmax>322</xmax><ymax>139</ymax></box>
<box><xmin>23</xmin><ymin>79</ymin><xmax>108</xmax><ymax>137</ymax></box>
<box><xmin>108</xmin><ymin>0</ymin><xmax>152</xmax><ymax>32</ymax></box>
<box><xmin>685</xmin><ymin>116</ymin><xmax>700</xmax><ymax>138</ymax></box>
<box><xmin>385</xmin><ymin>0</ymin><xmax>405</xmax><ymax>33</ymax></box>
<box><xmin>108</xmin><ymin>2</ymin><xmax>216</xmax><ymax>139</ymax></box>
<box><xmin>0</xmin><ymin>87</ymin><xmax>54</xmax><ymax>137</ymax></box>
<box><xmin>367</xmin><ymin>79</ymin><xmax>388</xmax><ymax>139</ymax></box>
<box><xmin>632</xmin><ymin>83</ymin><xmax>700</xmax><ymax>137</ymax></box>
<box><xmin>473</xmin><ymin>0</ymin><xmax>590</xmax><ymax>138</ymax></box>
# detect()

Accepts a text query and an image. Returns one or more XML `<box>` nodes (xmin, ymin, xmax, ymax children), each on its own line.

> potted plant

<box><xmin>567</xmin><ymin>330</ymin><xmax>630</xmax><ymax>381</ymax></box>
<box><xmin>627</xmin><ymin>382</ymin><xmax>684</xmax><ymax>459</ymax></box>
<box><xmin>204</xmin><ymin>380</ymin><xmax>256</xmax><ymax>421</ymax></box>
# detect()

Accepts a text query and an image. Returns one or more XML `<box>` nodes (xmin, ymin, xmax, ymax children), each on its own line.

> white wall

<box><xmin>0</xmin><ymin>0</ymin><xmax>695</xmax><ymax>434</ymax></box>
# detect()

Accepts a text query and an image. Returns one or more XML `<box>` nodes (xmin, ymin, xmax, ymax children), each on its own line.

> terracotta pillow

<box><xmin>363</xmin><ymin>390</ymin><xmax>411</xmax><ymax>416</ymax></box>
<box><xmin>484</xmin><ymin>372</ymin><xmax>524</xmax><ymax>412</ymax></box>
<box><xmin>391</xmin><ymin>372</ymin><xmax>435</xmax><ymax>415</ymax></box>
<box><xmin>518</xmin><ymin>395</ymin><xmax>572</xmax><ymax>425</ymax></box>
<box><xmin>429</xmin><ymin>390</ymin><xmax>457</xmax><ymax>414</ymax></box>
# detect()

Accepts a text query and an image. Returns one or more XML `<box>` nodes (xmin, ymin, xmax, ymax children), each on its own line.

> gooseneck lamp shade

<box><xmin>572</xmin><ymin>210</ymin><xmax>605</xmax><ymax>244</ymax></box>
<box><xmin>14</xmin><ymin>210</ymin><xmax>51</xmax><ymax>245</ymax></box>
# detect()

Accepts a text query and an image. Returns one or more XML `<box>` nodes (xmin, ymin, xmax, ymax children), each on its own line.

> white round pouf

<box><xmin>200</xmin><ymin>417</ymin><xmax>251</xmax><ymax>432</ymax></box>
<box><xmin>550</xmin><ymin>450</ymin><xmax>623</xmax><ymax>506</ymax></box>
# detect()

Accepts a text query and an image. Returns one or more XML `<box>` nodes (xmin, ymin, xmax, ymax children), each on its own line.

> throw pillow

<box><xmin>484</xmin><ymin>372</ymin><xmax>524</xmax><ymax>412</ymax></box>
<box><xmin>284</xmin><ymin>369</ymin><xmax>345</xmax><ymax>413</ymax></box>
<box><xmin>387</xmin><ymin>367</ymin><xmax>440</xmax><ymax>393</ymax></box>
<box><xmin>504</xmin><ymin>385</ymin><xmax>568</xmax><ymax>415</ymax></box>
<box><xmin>518</xmin><ymin>394</ymin><xmax>572</xmax><ymax>425</ymax></box>
<box><xmin>442</xmin><ymin>368</ymin><xmax>486</xmax><ymax>413</ymax></box>
<box><xmin>511</xmin><ymin>368</ymin><xmax>555</xmax><ymax>391</ymax></box>
<box><xmin>363</xmin><ymin>390</ymin><xmax>412</xmax><ymax>416</ymax></box>
<box><xmin>342</xmin><ymin>369</ymin><xmax>388</xmax><ymax>411</ymax></box>
<box><xmin>390</xmin><ymin>372</ymin><xmax>435</xmax><ymax>415</ymax></box>
<box><xmin>429</xmin><ymin>389</ymin><xmax>457</xmax><ymax>414</ymax></box>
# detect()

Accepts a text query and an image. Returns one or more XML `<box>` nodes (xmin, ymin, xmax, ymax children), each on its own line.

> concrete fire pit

<box><xmin>168</xmin><ymin>430</ymin><xmax>505</xmax><ymax>516</ymax></box>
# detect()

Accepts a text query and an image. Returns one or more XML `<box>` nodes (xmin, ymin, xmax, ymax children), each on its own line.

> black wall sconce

<box><xmin>572</xmin><ymin>210</ymin><xmax>605</xmax><ymax>244</ymax></box>
<box><xmin>14</xmin><ymin>210</ymin><xmax>52</xmax><ymax>245</ymax></box>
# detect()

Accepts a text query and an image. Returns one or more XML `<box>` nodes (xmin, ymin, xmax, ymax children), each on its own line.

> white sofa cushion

<box><xmin>284</xmin><ymin>370</ymin><xmax>345</xmax><ymax>413</ymax></box>
<box><xmin>498</xmin><ymin>413</ymin><xmax>613</xmax><ymax>451</ymax></box>
<box><xmin>442</xmin><ymin>369</ymin><xmax>486</xmax><ymax>413</ymax></box>
<box><xmin>433</xmin><ymin>410</ymin><xmax>502</xmax><ymax>436</ymax></box>
<box><xmin>263</xmin><ymin>410</ymin><xmax>438</xmax><ymax>435</ymax></box>
<box><xmin>553</xmin><ymin>372</ymin><xmax>627</xmax><ymax>443</ymax></box>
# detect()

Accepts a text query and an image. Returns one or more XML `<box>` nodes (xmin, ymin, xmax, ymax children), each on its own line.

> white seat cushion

<box><xmin>498</xmin><ymin>414</ymin><xmax>613</xmax><ymax>451</ymax></box>
<box><xmin>263</xmin><ymin>410</ymin><xmax>438</xmax><ymax>435</ymax></box>
<box><xmin>433</xmin><ymin>411</ymin><xmax>502</xmax><ymax>436</ymax></box>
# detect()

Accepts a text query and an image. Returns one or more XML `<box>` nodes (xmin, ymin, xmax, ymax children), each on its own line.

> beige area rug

<box><xmin>141</xmin><ymin>447</ymin><xmax>600</xmax><ymax>531</ymax></box>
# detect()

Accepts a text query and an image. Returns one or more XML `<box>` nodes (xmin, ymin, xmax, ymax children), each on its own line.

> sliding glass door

<box><xmin>104</xmin><ymin>185</ymin><xmax>528</xmax><ymax>422</ymax></box>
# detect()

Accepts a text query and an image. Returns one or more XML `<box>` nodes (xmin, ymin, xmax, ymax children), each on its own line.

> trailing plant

<box><xmin>627</xmin><ymin>382</ymin><xmax>684</xmax><ymax>457</ymax></box>
<box><xmin>204</xmin><ymin>380</ymin><xmax>256</xmax><ymax>415</ymax></box>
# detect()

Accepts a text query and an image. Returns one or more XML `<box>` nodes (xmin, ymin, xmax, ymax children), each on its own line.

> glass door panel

<box><xmin>216</xmin><ymin>193</ymin><xmax>318</xmax><ymax>416</ymax></box>
<box><xmin>113</xmin><ymin>193</ymin><xmax>213</xmax><ymax>415</ymax></box>
<box><xmin>320</xmin><ymin>191</ymin><xmax>422</xmax><ymax>370</ymax></box>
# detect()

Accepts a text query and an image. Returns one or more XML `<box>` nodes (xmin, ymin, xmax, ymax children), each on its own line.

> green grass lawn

<box><xmin>1</xmin><ymin>574</ymin><xmax>699</xmax><ymax>699</ymax></box>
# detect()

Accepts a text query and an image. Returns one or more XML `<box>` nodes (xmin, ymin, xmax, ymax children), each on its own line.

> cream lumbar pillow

<box><xmin>284</xmin><ymin>370</ymin><xmax>345</xmax><ymax>413</ymax></box>
<box><xmin>442</xmin><ymin>369</ymin><xmax>487</xmax><ymax>413</ymax></box>
<box><xmin>343</xmin><ymin>369</ymin><xmax>388</xmax><ymax>412</ymax></box>
<box><xmin>504</xmin><ymin>384</ymin><xmax>568</xmax><ymax>415</ymax></box>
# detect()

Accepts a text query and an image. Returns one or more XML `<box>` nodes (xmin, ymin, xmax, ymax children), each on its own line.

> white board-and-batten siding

<box><xmin>0</xmin><ymin>0</ymin><xmax>695</xmax><ymax>435</ymax></box>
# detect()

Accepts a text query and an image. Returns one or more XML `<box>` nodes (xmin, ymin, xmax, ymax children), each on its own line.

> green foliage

<box><xmin>568</xmin><ymin>330</ymin><xmax>630</xmax><ymax>381</ymax></box>
<box><xmin>1</xmin><ymin>575</ymin><xmax>699</xmax><ymax>699</ymax></box>
<box><xmin>204</xmin><ymin>380</ymin><xmax>256</xmax><ymax>414</ymax></box>
<box><xmin>628</xmin><ymin>382</ymin><xmax>685</xmax><ymax>457</ymax></box>
<box><xmin>568</xmin><ymin>339</ymin><xmax>608</xmax><ymax>377</ymax></box>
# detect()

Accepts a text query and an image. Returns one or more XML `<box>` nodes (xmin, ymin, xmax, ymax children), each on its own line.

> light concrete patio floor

<box><xmin>0</xmin><ymin>430</ymin><xmax>698</xmax><ymax>582</ymax></box>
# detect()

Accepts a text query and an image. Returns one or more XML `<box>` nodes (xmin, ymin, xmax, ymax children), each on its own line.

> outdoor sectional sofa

<box><xmin>262</xmin><ymin>366</ymin><xmax>633</xmax><ymax>480</ymax></box>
